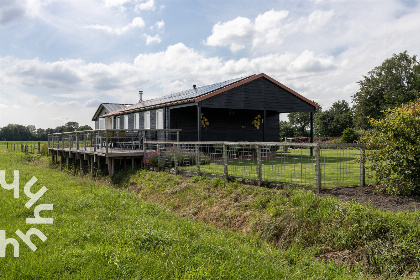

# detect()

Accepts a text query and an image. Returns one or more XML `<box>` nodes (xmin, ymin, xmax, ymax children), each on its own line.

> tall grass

<box><xmin>0</xmin><ymin>142</ymin><xmax>365</xmax><ymax>279</ymax></box>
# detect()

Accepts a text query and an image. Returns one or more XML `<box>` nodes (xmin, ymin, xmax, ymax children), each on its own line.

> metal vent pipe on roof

<box><xmin>139</xmin><ymin>90</ymin><xmax>143</xmax><ymax>102</ymax></box>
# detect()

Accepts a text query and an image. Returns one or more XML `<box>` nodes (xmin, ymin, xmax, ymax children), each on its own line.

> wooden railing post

<box><xmin>142</xmin><ymin>131</ymin><xmax>146</xmax><ymax>167</ymax></box>
<box><xmin>315</xmin><ymin>144</ymin><xmax>321</xmax><ymax>193</ymax></box>
<box><xmin>105</xmin><ymin>131</ymin><xmax>109</xmax><ymax>155</ymax></box>
<box><xmin>360</xmin><ymin>146</ymin><xmax>365</xmax><ymax>187</ymax></box>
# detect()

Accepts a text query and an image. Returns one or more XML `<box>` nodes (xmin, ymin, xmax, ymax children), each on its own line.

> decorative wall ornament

<box><xmin>201</xmin><ymin>113</ymin><xmax>209</xmax><ymax>128</ymax></box>
<box><xmin>252</xmin><ymin>114</ymin><xmax>262</xmax><ymax>129</ymax></box>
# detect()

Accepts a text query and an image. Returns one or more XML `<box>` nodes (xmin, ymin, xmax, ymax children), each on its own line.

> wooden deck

<box><xmin>49</xmin><ymin>146</ymin><xmax>146</xmax><ymax>157</ymax></box>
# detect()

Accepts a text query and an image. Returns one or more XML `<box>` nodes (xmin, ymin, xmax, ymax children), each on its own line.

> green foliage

<box><xmin>278</xmin><ymin>120</ymin><xmax>295</xmax><ymax>141</ymax></box>
<box><xmin>341</xmin><ymin>128</ymin><xmax>359</xmax><ymax>143</ymax></box>
<box><xmin>360</xmin><ymin>99</ymin><xmax>420</xmax><ymax>194</ymax></box>
<box><xmin>315</xmin><ymin>100</ymin><xmax>354</xmax><ymax>137</ymax></box>
<box><xmin>353</xmin><ymin>51</ymin><xmax>420</xmax><ymax>129</ymax></box>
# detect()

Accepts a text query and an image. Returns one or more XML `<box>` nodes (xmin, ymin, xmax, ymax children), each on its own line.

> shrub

<box><xmin>359</xmin><ymin>99</ymin><xmax>420</xmax><ymax>195</ymax></box>
<box><xmin>341</xmin><ymin>128</ymin><xmax>358</xmax><ymax>143</ymax></box>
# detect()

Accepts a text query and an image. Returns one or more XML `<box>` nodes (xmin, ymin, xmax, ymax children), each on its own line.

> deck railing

<box><xmin>48</xmin><ymin>129</ymin><xmax>181</xmax><ymax>155</ymax></box>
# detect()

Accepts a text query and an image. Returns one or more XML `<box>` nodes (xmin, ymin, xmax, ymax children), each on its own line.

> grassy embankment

<box><xmin>1</xmin><ymin>141</ymin><xmax>420</xmax><ymax>279</ymax></box>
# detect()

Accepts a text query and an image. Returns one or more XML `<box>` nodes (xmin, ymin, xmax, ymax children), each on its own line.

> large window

<box><xmin>156</xmin><ymin>109</ymin><xmax>164</xmax><ymax>129</ymax></box>
<box><xmin>144</xmin><ymin>111</ymin><xmax>150</xmax><ymax>129</ymax></box>
<box><xmin>124</xmin><ymin>115</ymin><xmax>128</xmax><ymax>129</ymax></box>
<box><xmin>116</xmin><ymin>116</ymin><xmax>120</xmax><ymax>129</ymax></box>
<box><xmin>134</xmin><ymin>113</ymin><xmax>140</xmax><ymax>129</ymax></box>
<box><xmin>99</xmin><ymin>118</ymin><xmax>105</xmax><ymax>129</ymax></box>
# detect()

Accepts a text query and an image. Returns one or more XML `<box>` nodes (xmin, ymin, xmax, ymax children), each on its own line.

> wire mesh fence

<box><xmin>144</xmin><ymin>141</ymin><xmax>372</xmax><ymax>189</ymax></box>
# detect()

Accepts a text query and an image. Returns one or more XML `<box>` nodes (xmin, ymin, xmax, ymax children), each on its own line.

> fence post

<box><xmin>360</xmin><ymin>146</ymin><xmax>365</xmax><ymax>187</ymax></box>
<box><xmin>195</xmin><ymin>143</ymin><xmax>200</xmax><ymax>174</ymax></box>
<box><xmin>223</xmin><ymin>144</ymin><xmax>228</xmax><ymax>180</ymax></box>
<box><xmin>256</xmin><ymin>144</ymin><xmax>262</xmax><ymax>187</ymax></box>
<box><xmin>174</xmin><ymin>143</ymin><xmax>179</xmax><ymax>175</ymax></box>
<box><xmin>6</xmin><ymin>142</ymin><xmax>8</xmax><ymax>150</ymax></box>
<box><xmin>38</xmin><ymin>142</ymin><xmax>40</xmax><ymax>154</ymax></box>
<box><xmin>315</xmin><ymin>144</ymin><xmax>321</xmax><ymax>193</ymax></box>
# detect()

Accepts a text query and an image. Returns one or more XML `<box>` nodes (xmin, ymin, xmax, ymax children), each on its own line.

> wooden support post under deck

<box><xmin>90</xmin><ymin>156</ymin><xmax>94</xmax><ymax>175</ymax></box>
<box><xmin>132</xmin><ymin>158</ymin><xmax>135</xmax><ymax>170</ymax></box>
<box><xmin>73</xmin><ymin>156</ymin><xmax>76</xmax><ymax>175</ymax></box>
<box><xmin>66</xmin><ymin>155</ymin><xmax>69</xmax><ymax>169</ymax></box>
<box><xmin>79</xmin><ymin>156</ymin><xmax>83</xmax><ymax>174</ymax></box>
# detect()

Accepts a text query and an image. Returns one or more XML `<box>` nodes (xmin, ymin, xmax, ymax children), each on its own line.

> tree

<box><xmin>77</xmin><ymin>125</ymin><xmax>93</xmax><ymax>131</ymax></box>
<box><xmin>359</xmin><ymin>99</ymin><xmax>420</xmax><ymax>195</ymax></box>
<box><xmin>279</xmin><ymin>121</ymin><xmax>296</xmax><ymax>141</ymax></box>
<box><xmin>0</xmin><ymin>124</ymin><xmax>33</xmax><ymax>141</ymax></box>
<box><xmin>315</xmin><ymin>100</ymin><xmax>353</xmax><ymax>137</ymax></box>
<box><xmin>64</xmin><ymin>121</ymin><xmax>79</xmax><ymax>131</ymax></box>
<box><xmin>352</xmin><ymin>51</ymin><xmax>420</xmax><ymax>129</ymax></box>
<box><xmin>288</xmin><ymin>104</ymin><xmax>321</xmax><ymax>137</ymax></box>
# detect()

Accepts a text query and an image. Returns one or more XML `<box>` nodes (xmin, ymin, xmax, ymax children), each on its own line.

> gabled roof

<box><xmin>92</xmin><ymin>103</ymin><xmax>132</xmax><ymax>121</ymax></box>
<box><xmin>103</xmin><ymin>73</ymin><xmax>317</xmax><ymax>117</ymax></box>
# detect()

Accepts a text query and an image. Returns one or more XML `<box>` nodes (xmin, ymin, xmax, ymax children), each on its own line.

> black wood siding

<box><xmin>199</xmin><ymin>77</ymin><xmax>315</xmax><ymax>112</ymax></box>
<box><xmin>170</xmin><ymin>107</ymin><xmax>279</xmax><ymax>142</ymax></box>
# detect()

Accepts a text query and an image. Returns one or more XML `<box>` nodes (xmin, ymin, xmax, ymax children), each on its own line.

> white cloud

<box><xmin>144</xmin><ymin>34</ymin><xmax>161</xmax><ymax>45</ymax></box>
<box><xmin>205</xmin><ymin>17</ymin><xmax>253</xmax><ymax>52</ymax></box>
<box><xmin>0</xmin><ymin>104</ymin><xmax>7</xmax><ymax>108</ymax></box>
<box><xmin>85</xmin><ymin>16</ymin><xmax>145</xmax><ymax>35</ymax></box>
<box><xmin>205</xmin><ymin>9</ymin><xmax>335</xmax><ymax>53</ymax></box>
<box><xmin>135</xmin><ymin>0</ymin><xmax>155</xmax><ymax>11</ymax></box>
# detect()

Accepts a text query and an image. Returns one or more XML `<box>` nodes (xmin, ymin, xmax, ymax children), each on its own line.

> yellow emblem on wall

<box><xmin>252</xmin><ymin>114</ymin><xmax>261</xmax><ymax>129</ymax></box>
<box><xmin>201</xmin><ymin>113</ymin><xmax>210</xmax><ymax>128</ymax></box>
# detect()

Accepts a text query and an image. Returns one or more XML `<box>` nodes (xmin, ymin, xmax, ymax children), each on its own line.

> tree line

<box><xmin>0</xmin><ymin>122</ymin><xmax>93</xmax><ymax>141</ymax></box>
<box><xmin>280</xmin><ymin>51</ymin><xmax>420</xmax><ymax>142</ymax></box>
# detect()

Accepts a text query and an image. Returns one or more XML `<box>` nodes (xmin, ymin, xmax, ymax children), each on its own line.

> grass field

<box><xmin>1</xmin><ymin>141</ymin><xmax>420</xmax><ymax>279</ymax></box>
<box><xmin>0</xmin><ymin>142</ymin><xmax>367</xmax><ymax>279</ymax></box>
<box><xmin>178</xmin><ymin>147</ymin><xmax>373</xmax><ymax>188</ymax></box>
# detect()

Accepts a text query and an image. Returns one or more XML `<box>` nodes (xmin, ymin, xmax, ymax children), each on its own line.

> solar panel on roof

<box><xmin>121</xmin><ymin>75</ymin><xmax>253</xmax><ymax>112</ymax></box>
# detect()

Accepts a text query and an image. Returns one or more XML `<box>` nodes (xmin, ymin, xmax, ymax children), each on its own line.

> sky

<box><xmin>0</xmin><ymin>0</ymin><xmax>419</xmax><ymax>129</ymax></box>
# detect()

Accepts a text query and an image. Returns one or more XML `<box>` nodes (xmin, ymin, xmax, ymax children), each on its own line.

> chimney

<box><xmin>139</xmin><ymin>90</ymin><xmax>143</xmax><ymax>103</ymax></box>
<box><xmin>193</xmin><ymin>85</ymin><xmax>197</xmax><ymax>89</ymax></box>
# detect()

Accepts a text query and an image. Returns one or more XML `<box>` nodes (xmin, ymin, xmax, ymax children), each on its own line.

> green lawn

<box><xmin>179</xmin><ymin>147</ymin><xmax>372</xmax><ymax>188</ymax></box>
<box><xmin>0</xmin><ymin>142</ymin><xmax>367</xmax><ymax>279</ymax></box>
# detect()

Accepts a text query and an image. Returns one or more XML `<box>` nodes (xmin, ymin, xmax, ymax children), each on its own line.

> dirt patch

<box><xmin>320</xmin><ymin>185</ymin><xmax>420</xmax><ymax>212</ymax></box>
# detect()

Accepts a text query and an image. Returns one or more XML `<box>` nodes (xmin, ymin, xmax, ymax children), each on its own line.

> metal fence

<box><xmin>144</xmin><ymin>141</ymin><xmax>373</xmax><ymax>190</ymax></box>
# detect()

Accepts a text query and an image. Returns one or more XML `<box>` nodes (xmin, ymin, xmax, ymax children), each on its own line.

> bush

<box><xmin>341</xmin><ymin>128</ymin><xmax>358</xmax><ymax>143</ymax></box>
<box><xmin>359</xmin><ymin>99</ymin><xmax>420</xmax><ymax>195</ymax></box>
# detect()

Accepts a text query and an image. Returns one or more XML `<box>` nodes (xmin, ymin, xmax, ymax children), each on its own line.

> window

<box><xmin>116</xmin><ymin>116</ymin><xmax>120</xmax><ymax>129</ymax></box>
<box><xmin>134</xmin><ymin>113</ymin><xmax>140</xmax><ymax>129</ymax></box>
<box><xmin>156</xmin><ymin>109</ymin><xmax>164</xmax><ymax>129</ymax></box>
<box><xmin>99</xmin><ymin>118</ymin><xmax>105</xmax><ymax>129</ymax></box>
<box><xmin>144</xmin><ymin>111</ymin><xmax>150</xmax><ymax>129</ymax></box>
<box><xmin>124</xmin><ymin>115</ymin><xmax>128</xmax><ymax>129</ymax></box>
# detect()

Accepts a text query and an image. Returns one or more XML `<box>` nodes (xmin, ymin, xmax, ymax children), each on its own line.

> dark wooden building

<box><xmin>95</xmin><ymin>73</ymin><xmax>318</xmax><ymax>142</ymax></box>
